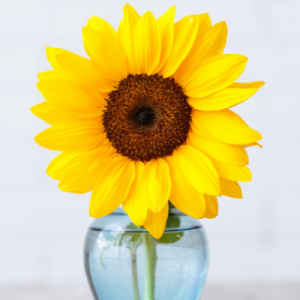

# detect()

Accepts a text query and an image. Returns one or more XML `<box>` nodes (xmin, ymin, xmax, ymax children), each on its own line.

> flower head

<box><xmin>32</xmin><ymin>4</ymin><xmax>263</xmax><ymax>238</ymax></box>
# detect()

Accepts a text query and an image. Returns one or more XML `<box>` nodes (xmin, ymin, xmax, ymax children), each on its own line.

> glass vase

<box><xmin>84</xmin><ymin>207</ymin><xmax>209</xmax><ymax>300</ymax></box>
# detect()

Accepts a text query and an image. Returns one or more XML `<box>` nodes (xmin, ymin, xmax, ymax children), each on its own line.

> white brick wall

<box><xmin>0</xmin><ymin>0</ymin><xmax>300</xmax><ymax>285</ymax></box>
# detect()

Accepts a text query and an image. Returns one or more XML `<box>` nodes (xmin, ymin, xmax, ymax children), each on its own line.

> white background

<box><xmin>0</xmin><ymin>0</ymin><xmax>300</xmax><ymax>287</ymax></box>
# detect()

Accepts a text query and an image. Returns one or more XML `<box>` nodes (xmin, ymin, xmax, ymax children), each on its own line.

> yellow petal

<box><xmin>43</xmin><ymin>48</ymin><xmax>86</xmax><ymax>83</ymax></box>
<box><xmin>210</xmin><ymin>157</ymin><xmax>252</xmax><ymax>182</ymax></box>
<box><xmin>37</xmin><ymin>79</ymin><xmax>105</xmax><ymax>117</ymax></box>
<box><xmin>89</xmin><ymin>155</ymin><xmax>135</xmax><ymax>218</ymax></box>
<box><xmin>38</xmin><ymin>70</ymin><xmax>65</xmax><ymax>81</ymax></box>
<box><xmin>188</xmin><ymin>81</ymin><xmax>265</xmax><ymax>111</ymax></box>
<box><xmin>160</xmin><ymin>15</ymin><xmax>199</xmax><ymax>78</ymax></box>
<box><xmin>134</xmin><ymin>11</ymin><xmax>161</xmax><ymax>75</ymax></box>
<box><xmin>143</xmin><ymin>203</ymin><xmax>169</xmax><ymax>239</ymax></box>
<box><xmin>82</xmin><ymin>26</ymin><xmax>128</xmax><ymax>81</ymax></box>
<box><xmin>183</xmin><ymin>54</ymin><xmax>248</xmax><ymax>98</ymax></box>
<box><xmin>220</xmin><ymin>178</ymin><xmax>242</xmax><ymax>198</ymax></box>
<box><xmin>122</xmin><ymin>162</ymin><xmax>149</xmax><ymax>226</ymax></box>
<box><xmin>165</xmin><ymin>155</ymin><xmax>206</xmax><ymax>219</ymax></box>
<box><xmin>195</xmin><ymin>19</ymin><xmax>226</xmax><ymax>61</ymax></box>
<box><xmin>35</xmin><ymin>123</ymin><xmax>105</xmax><ymax>151</ymax></box>
<box><xmin>87</xmin><ymin>16</ymin><xmax>118</xmax><ymax>41</ymax></box>
<box><xmin>58</xmin><ymin>144</ymin><xmax>116</xmax><ymax>194</ymax></box>
<box><xmin>187</xmin><ymin>131</ymin><xmax>249</xmax><ymax>165</ymax></box>
<box><xmin>143</xmin><ymin>158</ymin><xmax>171</xmax><ymax>213</ymax></box>
<box><xmin>55</xmin><ymin>52</ymin><xmax>116</xmax><ymax>93</ymax></box>
<box><xmin>44</xmin><ymin>47</ymin><xmax>117</xmax><ymax>93</ymax></box>
<box><xmin>31</xmin><ymin>102</ymin><xmax>100</xmax><ymax>126</ymax></box>
<box><xmin>46</xmin><ymin>47</ymin><xmax>71</xmax><ymax>70</ymax></box>
<box><xmin>244</xmin><ymin>142</ymin><xmax>263</xmax><ymax>148</ymax></box>
<box><xmin>204</xmin><ymin>195</ymin><xmax>218</xmax><ymax>219</ymax></box>
<box><xmin>230</xmin><ymin>81</ymin><xmax>265</xmax><ymax>89</ymax></box>
<box><xmin>173</xmin><ymin>145</ymin><xmax>221</xmax><ymax>196</ymax></box>
<box><xmin>175</xmin><ymin>20</ymin><xmax>226</xmax><ymax>84</ymax></box>
<box><xmin>47</xmin><ymin>151</ymin><xmax>86</xmax><ymax>180</ymax></box>
<box><xmin>196</xmin><ymin>13</ymin><xmax>212</xmax><ymax>36</ymax></box>
<box><xmin>192</xmin><ymin>109</ymin><xmax>262</xmax><ymax>144</ymax></box>
<box><xmin>31</xmin><ymin>102</ymin><xmax>64</xmax><ymax>125</ymax></box>
<box><xmin>118</xmin><ymin>4</ymin><xmax>140</xmax><ymax>73</ymax></box>
<box><xmin>155</xmin><ymin>6</ymin><xmax>176</xmax><ymax>72</ymax></box>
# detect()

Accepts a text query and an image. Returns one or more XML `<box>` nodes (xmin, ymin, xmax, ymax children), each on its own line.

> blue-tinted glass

<box><xmin>84</xmin><ymin>208</ymin><xmax>208</xmax><ymax>300</ymax></box>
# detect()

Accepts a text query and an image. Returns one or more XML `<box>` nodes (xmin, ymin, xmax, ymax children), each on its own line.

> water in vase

<box><xmin>84</xmin><ymin>209</ymin><xmax>208</xmax><ymax>300</ymax></box>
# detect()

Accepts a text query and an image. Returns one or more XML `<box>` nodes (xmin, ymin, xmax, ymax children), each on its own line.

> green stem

<box><xmin>131</xmin><ymin>245</ymin><xmax>140</xmax><ymax>300</ymax></box>
<box><xmin>142</xmin><ymin>234</ymin><xmax>157</xmax><ymax>300</ymax></box>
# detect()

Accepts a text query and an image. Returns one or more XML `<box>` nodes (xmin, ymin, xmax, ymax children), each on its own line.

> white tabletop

<box><xmin>1</xmin><ymin>283</ymin><xmax>299</xmax><ymax>300</ymax></box>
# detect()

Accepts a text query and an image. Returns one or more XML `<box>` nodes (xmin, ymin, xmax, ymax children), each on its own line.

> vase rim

<box><xmin>89</xmin><ymin>206</ymin><xmax>203</xmax><ymax>233</ymax></box>
<box><xmin>113</xmin><ymin>206</ymin><xmax>186</xmax><ymax>216</ymax></box>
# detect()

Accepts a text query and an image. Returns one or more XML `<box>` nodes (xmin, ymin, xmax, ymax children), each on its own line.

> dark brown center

<box><xmin>103</xmin><ymin>74</ymin><xmax>192</xmax><ymax>162</ymax></box>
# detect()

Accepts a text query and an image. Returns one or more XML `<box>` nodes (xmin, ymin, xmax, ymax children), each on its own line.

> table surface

<box><xmin>1</xmin><ymin>283</ymin><xmax>300</xmax><ymax>300</ymax></box>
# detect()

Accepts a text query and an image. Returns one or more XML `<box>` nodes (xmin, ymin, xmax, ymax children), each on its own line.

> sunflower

<box><xmin>32</xmin><ymin>4</ymin><xmax>263</xmax><ymax>238</ymax></box>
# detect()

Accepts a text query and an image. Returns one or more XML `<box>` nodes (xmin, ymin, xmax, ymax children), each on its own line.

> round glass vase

<box><xmin>84</xmin><ymin>207</ymin><xmax>209</xmax><ymax>300</ymax></box>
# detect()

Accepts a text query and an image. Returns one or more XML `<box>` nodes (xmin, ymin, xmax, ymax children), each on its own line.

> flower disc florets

<box><xmin>103</xmin><ymin>74</ymin><xmax>192</xmax><ymax>162</ymax></box>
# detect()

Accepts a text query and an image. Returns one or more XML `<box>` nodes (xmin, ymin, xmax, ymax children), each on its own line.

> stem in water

<box><xmin>131</xmin><ymin>245</ymin><xmax>140</xmax><ymax>300</ymax></box>
<box><xmin>142</xmin><ymin>234</ymin><xmax>157</xmax><ymax>300</ymax></box>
